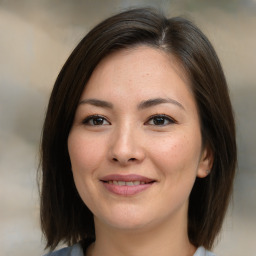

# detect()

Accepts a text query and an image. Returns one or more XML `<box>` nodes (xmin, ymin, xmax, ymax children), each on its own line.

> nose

<box><xmin>108</xmin><ymin>125</ymin><xmax>145</xmax><ymax>166</ymax></box>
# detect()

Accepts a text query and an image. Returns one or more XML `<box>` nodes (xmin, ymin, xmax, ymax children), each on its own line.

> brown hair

<box><xmin>40</xmin><ymin>8</ymin><xmax>237</xmax><ymax>251</ymax></box>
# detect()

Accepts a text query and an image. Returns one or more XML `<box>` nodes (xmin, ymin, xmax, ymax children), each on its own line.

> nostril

<box><xmin>112</xmin><ymin>157</ymin><xmax>137</xmax><ymax>163</ymax></box>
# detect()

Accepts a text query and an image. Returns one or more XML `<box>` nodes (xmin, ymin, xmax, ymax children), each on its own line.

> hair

<box><xmin>40</xmin><ymin>7</ymin><xmax>237</xmax><ymax>251</ymax></box>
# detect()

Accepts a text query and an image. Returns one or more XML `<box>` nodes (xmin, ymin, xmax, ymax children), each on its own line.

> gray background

<box><xmin>0</xmin><ymin>0</ymin><xmax>255</xmax><ymax>255</ymax></box>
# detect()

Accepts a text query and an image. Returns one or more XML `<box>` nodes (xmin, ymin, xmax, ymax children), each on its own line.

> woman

<box><xmin>40</xmin><ymin>8</ymin><xmax>237</xmax><ymax>256</ymax></box>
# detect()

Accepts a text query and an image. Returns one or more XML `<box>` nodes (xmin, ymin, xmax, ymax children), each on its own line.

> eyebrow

<box><xmin>79</xmin><ymin>99</ymin><xmax>113</xmax><ymax>108</ymax></box>
<box><xmin>138</xmin><ymin>97</ymin><xmax>185</xmax><ymax>110</ymax></box>
<box><xmin>79</xmin><ymin>97</ymin><xmax>185</xmax><ymax>110</ymax></box>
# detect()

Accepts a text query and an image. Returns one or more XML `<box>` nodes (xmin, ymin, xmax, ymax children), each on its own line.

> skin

<box><xmin>68</xmin><ymin>46</ymin><xmax>212</xmax><ymax>256</ymax></box>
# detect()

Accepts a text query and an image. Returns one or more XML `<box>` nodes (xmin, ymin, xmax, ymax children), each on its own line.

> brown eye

<box><xmin>83</xmin><ymin>115</ymin><xmax>110</xmax><ymax>126</ymax></box>
<box><xmin>146</xmin><ymin>115</ymin><xmax>175</xmax><ymax>126</ymax></box>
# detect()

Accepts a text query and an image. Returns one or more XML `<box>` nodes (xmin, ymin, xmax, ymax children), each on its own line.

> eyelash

<box><xmin>82</xmin><ymin>114</ymin><xmax>176</xmax><ymax>126</ymax></box>
<box><xmin>82</xmin><ymin>115</ymin><xmax>111</xmax><ymax>126</ymax></box>
<box><xmin>146</xmin><ymin>114</ymin><xmax>176</xmax><ymax>126</ymax></box>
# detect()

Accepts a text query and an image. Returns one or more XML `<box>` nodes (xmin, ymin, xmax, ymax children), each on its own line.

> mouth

<box><xmin>103</xmin><ymin>180</ymin><xmax>153</xmax><ymax>186</ymax></box>
<box><xmin>100</xmin><ymin>174</ymin><xmax>156</xmax><ymax>196</ymax></box>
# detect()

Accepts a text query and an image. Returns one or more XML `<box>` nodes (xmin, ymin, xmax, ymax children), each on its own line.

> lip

<box><xmin>100</xmin><ymin>174</ymin><xmax>155</xmax><ymax>183</ymax></box>
<box><xmin>100</xmin><ymin>174</ymin><xmax>156</xmax><ymax>196</ymax></box>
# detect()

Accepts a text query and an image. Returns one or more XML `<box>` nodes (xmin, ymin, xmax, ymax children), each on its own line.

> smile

<box><xmin>100</xmin><ymin>174</ymin><xmax>156</xmax><ymax>196</ymax></box>
<box><xmin>105</xmin><ymin>180</ymin><xmax>149</xmax><ymax>185</ymax></box>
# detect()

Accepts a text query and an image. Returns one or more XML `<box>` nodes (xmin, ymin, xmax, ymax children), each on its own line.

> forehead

<box><xmin>80</xmin><ymin>46</ymin><xmax>195</xmax><ymax>109</ymax></box>
<box><xmin>96</xmin><ymin>46</ymin><xmax>188</xmax><ymax>84</ymax></box>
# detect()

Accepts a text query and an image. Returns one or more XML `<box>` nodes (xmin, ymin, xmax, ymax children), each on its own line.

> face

<box><xmin>68</xmin><ymin>46</ymin><xmax>211</xmax><ymax>232</ymax></box>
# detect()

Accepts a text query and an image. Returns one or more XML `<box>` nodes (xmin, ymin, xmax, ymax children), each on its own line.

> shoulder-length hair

<box><xmin>40</xmin><ymin>8</ymin><xmax>237</xmax><ymax>251</ymax></box>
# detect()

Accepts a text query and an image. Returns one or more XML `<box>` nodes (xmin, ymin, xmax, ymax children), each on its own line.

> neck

<box><xmin>86</xmin><ymin>210</ymin><xmax>196</xmax><ymax>256</ymax></box>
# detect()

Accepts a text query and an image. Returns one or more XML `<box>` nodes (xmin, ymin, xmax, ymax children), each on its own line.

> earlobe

<box><xmin>197</xmin><ymin>146</ymin><xmax>214</xmax><ymax>178</ymax></box>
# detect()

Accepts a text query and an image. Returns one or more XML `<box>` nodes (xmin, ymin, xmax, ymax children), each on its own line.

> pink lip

<box><xmin>100</xmin><ymin>174</ymin><xmax>154</xmax><ymax>183</ymax></box>
<box><xmin>100</xmin><ymin>174</ymin><xmax>156</xmax><ymax>196</ymax></box>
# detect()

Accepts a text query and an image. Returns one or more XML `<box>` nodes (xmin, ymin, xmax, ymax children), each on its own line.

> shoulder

<box><xmin>43</xmin><ymin>244</ymin><xmax>84</xmax><ymax>256</ymax></box>
<box><xmin>194</xmin><ymin>246</ymin><xmax>216</xmax><ymax>256</ymax></box>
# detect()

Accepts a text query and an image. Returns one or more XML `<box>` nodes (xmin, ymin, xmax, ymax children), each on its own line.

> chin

<box><xmin>106</xmin><ymin>219</ymin><xmax>151</xmax><ymax>232</ymax></box>
<box><xmin>96</xmin><ymin>207</ymin><xmax>154</xmax><ymax>231</ymax></box>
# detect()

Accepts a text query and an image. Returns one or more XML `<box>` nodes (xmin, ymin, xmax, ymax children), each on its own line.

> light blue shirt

<box><xmin>43</xmin><ymin>243</ymin><xmax>216</xmax><ymax>256</ymax></box>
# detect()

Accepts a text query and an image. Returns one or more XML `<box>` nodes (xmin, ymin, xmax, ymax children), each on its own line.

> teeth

<box><xmin>107</xmin><ymin>181</ymin><xmax>148</xmax><ymax>186</ymax></box>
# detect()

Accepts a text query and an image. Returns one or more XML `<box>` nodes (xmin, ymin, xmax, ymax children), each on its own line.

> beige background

<box><xmin>0</xmin><ymin>0</ymin><xmax>255</xmax><ymax>255</ymax></box>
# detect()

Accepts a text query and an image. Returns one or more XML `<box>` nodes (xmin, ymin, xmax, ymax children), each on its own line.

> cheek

<box><xmin>68</xmin><ymin>132</ymin><xmax>104</xmax><ymax>208</ymax></box>
<box><xmin>149</xmin><ymin>132</ymin><xmax>202</xmax><ymax>175</ymax></box>
<box><xmin>68</xmin><ymin>132</ymin><xmax>103</xmax><ymax>175</ymax></box>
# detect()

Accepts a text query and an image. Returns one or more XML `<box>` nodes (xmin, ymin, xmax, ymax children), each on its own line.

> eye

<box><xmin>82</xmin><ymin>115</ymin><xmax>110</xmax><ymax>126</ymax></box>
<box><xmin>146</xmin><ymin>114</ymin><xmax>176</xmax><ymax>126</ymax></box>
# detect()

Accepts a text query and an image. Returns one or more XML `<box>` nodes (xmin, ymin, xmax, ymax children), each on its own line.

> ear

<box><xmin>197</xmin><ymin>145</ymin><xmax>214</xmax><ymax>178</ymax></box>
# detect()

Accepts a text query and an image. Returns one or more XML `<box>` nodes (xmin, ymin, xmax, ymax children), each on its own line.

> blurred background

<box><xmin>0</xmin><ymin>0</ymin><xmax>255</xmax><ymax>255</ymax></box>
